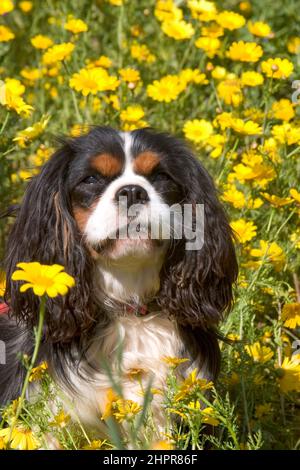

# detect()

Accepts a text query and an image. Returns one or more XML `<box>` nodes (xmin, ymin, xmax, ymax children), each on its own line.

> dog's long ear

<box><xmin>159</xmin><ymin>147</ymin><xmax>238</xmax><ymax>330</ymax></box>
<box><xmin>4</xmin><ymin>144</ymin><xmax>95</xmax><ymax>342</ymax></box>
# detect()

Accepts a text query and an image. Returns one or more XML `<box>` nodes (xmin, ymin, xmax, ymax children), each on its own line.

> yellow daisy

<box><xmin>11</xmin><ymin>262</ymin><xmax>75</xmax><ymax>297</ymax></box>
<box><xmin>0</xmin><ymin>426</ymin><xmax>40</xmax><ymax>450</ymax></box>
<box><xmin>261</xmin><ymin>58</ymin><xmax>294</xmax><ymax>79</ymax></box>
<box><xmin>226</xmin><ymin>41</ymin><xmax>263</xmax><ymax>62</ymax></box>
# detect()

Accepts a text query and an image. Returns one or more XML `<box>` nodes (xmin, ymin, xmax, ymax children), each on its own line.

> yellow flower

<box><xmin>255</xmin><ymin>403</ymin><xmax>272</xmax><ymax>419</ymax></box>
<box><xmin>87</xmin><ymin>55</ymin><xmax>112</xmax><ymax>69</ymax></box>
<box><xmin>101</xmin><ymin>388</ymin><xmax>120</xmax><ymax>420</ymax></box>
<box><xmin>162</xmin><ymin>356</ymin><xmax>190</xmax><ymax>367</ymax></box>
<box><xmin>155</xmin><ymin>0</ymin><xmax>183</xmax><ymax>22</ymax></box>
<box><xmin>0</xmin><ymin>273</ymin><xmax>5</xmax><ymax>297</ymax></box>
<box><xmin>0</xmin><ymin>25</ymin><xmax>15</xmax><ymax>42</ymax></box>
<box><xmin>105</xmin><ymin>94</ymin><xmax>120</xmax><ymax>110</ymax></box>
<box><xmin>70</xmin><ymin>124</ymin><xmax>90</xmax><ymax>137</ymax></box>
<box><xmin>245</xmin><ymin>341</ymin><xmax>274</xmax><ymax>363</ymax></box>
<box><xmin>83</xmin><ymin>439</ymin><xmax>112</xmax><ymax>450</ymax></box>
<box><xmin>201</xmin><ymin>407</ymin><xmax>220</xmax><ymax>426</ymax></box>
<box><xmin>250</xmin><ymin>240</ymin><xmax>285</xmax><ymax>271</ymax></box>
<box><xmin>13</xmin><ymin>116</ymin><xmax>50</xmax><ymax>147</ymax></box>
<box><xmin>183</xmin><ymin>119</ymin><xmax>214</xmax><ymax>144</ymax></box>
<box><xmin>287</xmin><ymin>36</ymin><xmax>300</xmax><ymax>54</ymax></box>
<box><xmin>107</xmin><ymin>0</ymin><xmax>123</xmax><ymax>5</ymax></box>
<box><xmin>243</xmin><ymin>107</ymin><xmax>264</xmax><ymax>122</ymax></box>
<box><xmin>11</xmin><ymin>262</ymin><xmax>75</xmax><ymax>297</ymax></box>
<box><xmin>217</xmin><ymin>78</ymin><xmax>243</xmax><ymax>106</ymax></box>
<box><xmin>216</xmin><ymin>11</ymin><xmax>245</xmax><ymax>30</ymax></box>
<box><xmin>277</xmin><ymin>355</ymin><xmax>300</xmax><ymax>393</ymax></box>
<box><xmin>29</xmin><ymin>361</ymin><xmax>48</xmax><ymax>382</ymax></box>
<box><xmin>222</xmin><ymin>185</ymin><xmax>246</xmax><ymax>209</ymax></box>
<box><xmin>195</xmin><ymin>36</ymin><xmax>221</xmax><ymax>58</ymax></box>
<box><xmin>119</xmin><ymin>68</ymin><xmax>140</xmax><ymax>83</ymax></box>
<box><xmin>0</xmin><ymin>78</ymin><xmax>33</xmax><ymax>116</ymax></box>
<box><xmin>162</xmin><ymin>19</ymin><xmax>195</xmax><ymax>40</ymax></box>
<box><xmin>113</xmin><ymin>399</ymin><xmax>142</xmax><ymax>422</ymax></box>
<box><xmin>261</xmin><ymin>58</ymin><xmax>294</xmax><ymax>79</ymax></box>
<box><xmin>122</xmin><ymin>120</ymin><xmax>148</xmax><ymax>132</ymax></box>
<box><xmin>179</xmin><ymin>69</ymin><xmax>208</xmax><ymax>85</ymax></box>
<box><xmin>0</xmin><ymin>426</ymin><xmax>40</xmax><ymax>450</ymax></box>
<box><xmin>42</xmin><ymin>42</ymin><xmax>75</xmax><ymax>65</ymax></box>
<box><xmin>147</xmin><ymin>75</ymin><xmax>185</xmax><ymax>102</ymax></box>
<box><xmin>241</xmin><ymin>71</ymin><xmax>264</xmax><ymax>87</ymax></box>
<box><xmin>64</xmin><ymin>17</ymin><xmax>88</xmax><ymax>34</ymax></box>
<box><xmin>0</xmin><ymin>0</ymin><xmax>14</xmax><ymax>15</ymax></box>
<box><xmin>231</xmin><ymin>219</ymin><xmax>257</xmax><ymax>244</ymax></box>
<box><xmin>290</xmin><ymin>188</ymin><xmax>300</xmax><ymax>204</ymax></box>
<box><xmin>201</xmin><ymin>23</ymin><xmax>224</xmax><ymax>38</ymax></box>
<box><xmin>206</xmin><ymin>133</ymin><xmax>225</xmax><ymax>158</ymax></box>
<box><xmin>261</xmin><ymin>192</ymin><xmax>293</xmax><ymax>207</ymax></box>
<box><xmin>188</xmin><ymin>0</ymin><xmax>217</xmax><ymax>22</ymax></box>
<box><xmin>151</xmin><ymin>440</ymin><xmax>174</xmax><ymax>450</ymax></box>
<box><xmin>227</xmin><ymin>41</ymin><xmax>263</xmax><ymax>62</ymax></box>
<box><xmin>175</xmin><ymin>369</ymin><xmax>213</xmax><ymax>401</ymax></box>
<box><xmin>291</xmin><ymin>231</ymin><xmax>300</xmax><ymax>249</ymax></box>
<box><xmin>30</xmin><ymin>34</ymin><xmax>54</xmax><ymax>49</ymax></box>
<box><xmin>248</xmin><ymin>21</ymin><xmax>272</xmax><ymax>38</ymax></box>
<box><xmin>130</xmin><ymin>43</ymin><xmax>155</xmax><ymax>63</ymax></box>
<box><xmin>70</xmin><ymin>67</ymin><xmax>120</xmax><ymax>96</ymax></box>
<box><xmin>120</xmin><ymin>105</ymin><xmax>145</xmax><ymax>122</ymax></box>
<box><xmin>230</xmin><ymin>118</ymin><xmax>262</xmax><ymax>135</ymax></box>
<box><xmin>282</xmin><ymin>303</ymin><xmax>300</xmax><ymax>329</ymax></box>
<box><xmin>20</xmin><ymin>67</ymin><xmax>42</xmax><ymax>84</ymax></box>
<box><xmin>49</xmin><ymin>410</ymin><xmax>71</xmax><ymax>428</ymax></box>
<box><xmin>271</xmin><ymin>123</ymin><xmax>300</xmax><ymax>145</ymax></box>
<box><xmin>229</xmin><ymin>152</ymin><xmax>275</xmax><ymax>187</ymax></box>
<box><xmin>19</xmin><ymin>1</ymin><xmax>33</xmax><ymax>13</ymax></box>
<box><xmin>272</xmin><ymin>99</ymin><xmax>295</xmax><ymax>121</ymax></box>
<box><xmin>227</xmin><ymin>333</ymin><xmax>241</xmax><ymax>342</ymax></box>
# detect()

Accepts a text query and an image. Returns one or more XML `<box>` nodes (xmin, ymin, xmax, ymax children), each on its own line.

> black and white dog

<box><xmin>0</xmin><ymin>127</ymin><xmax>237</xmax><ymax>433</ymax></box>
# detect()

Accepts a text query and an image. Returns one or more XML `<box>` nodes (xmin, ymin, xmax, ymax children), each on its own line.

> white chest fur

<box><xmin>60</xmin><ymin>313</ymin><xmax>184</xmax><ymax>433</ymax></box>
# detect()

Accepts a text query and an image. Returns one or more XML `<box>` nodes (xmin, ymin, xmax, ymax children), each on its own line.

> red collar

<box><xmin>0</xmin><ymin>302</ymin><xmax>9</xmax><ymax>315</ymax></box>
<box><xmin>124</xmin><ymin>300</ymin><xmax>160</xmax><ymax>317</ymax></box>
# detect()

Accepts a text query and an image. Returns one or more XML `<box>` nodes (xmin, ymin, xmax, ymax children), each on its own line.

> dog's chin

<box><xmin>91</xmin><ymin>236</ymin><xmax>167</xmax><ymax>261</ymax></box>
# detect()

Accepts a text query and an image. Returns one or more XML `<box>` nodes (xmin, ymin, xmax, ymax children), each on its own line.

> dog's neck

<box><xmin>95</xmin><ymin>253</ymin><xmax>164</xmax><ymax>306</ymax></box>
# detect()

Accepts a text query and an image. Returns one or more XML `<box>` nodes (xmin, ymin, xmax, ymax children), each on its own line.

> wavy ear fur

<box><xmin>4</xmin><ymin>144</ymin><xmax>96</xmax><ymax>343</ymax></box>
<box><xmin>159</xmin><ymin>147</ymin><xmax>238</xmax><ymax>330</ymax></box>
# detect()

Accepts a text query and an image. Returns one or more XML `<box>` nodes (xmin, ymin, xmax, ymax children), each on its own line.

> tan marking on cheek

<box><xmin>73</xmin><ymin>207</ymin><xmax>91</xmax><ymax>233</ymax></box>
<box><xmin>133</xmin><ymin>151</ymin><xmax>160</xmax><ymax>176</ymax></box>
<box><xmin>73</xmin><ymin>203</ymin><xmax>101</xmax><ymax>258</ymax></box>
<box><xmin>91</xmin><ymin>154</ymin><xmax>122</xmax><ymax>177</ymax></box>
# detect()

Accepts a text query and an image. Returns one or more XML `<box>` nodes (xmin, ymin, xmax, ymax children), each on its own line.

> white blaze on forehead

<box><xmin>120</xmin><ymin>131</ymin><xmax>134</xmax><ymax>171</ymax></box>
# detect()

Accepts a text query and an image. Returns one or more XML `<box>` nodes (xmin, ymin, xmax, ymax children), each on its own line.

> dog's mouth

<box><xmin>92</xmin><ymin>224</ymin><xmax>166</xmax><ymax>258</ymax></box>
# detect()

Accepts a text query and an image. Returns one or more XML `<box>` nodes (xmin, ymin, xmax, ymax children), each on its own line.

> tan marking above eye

<box><xmin>91</xmin><ymin>153</ymin><xmax>122</xmax><ymax>177</ymax></box>
<box><xmin>133</xmin><ymin>151</ymin><xmax>160</xmax><ymax>176</ymax></box>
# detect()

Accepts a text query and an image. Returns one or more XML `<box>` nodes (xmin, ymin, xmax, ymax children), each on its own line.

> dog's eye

<box><xmin>82</xmin><ymin>175</ymin><xmax>99</xmax><ymax>185</ymax></box>
<box><xmin>151</xmin><ymin>170</ymin><xmax>170</xmax><ymax>182</ymax></box>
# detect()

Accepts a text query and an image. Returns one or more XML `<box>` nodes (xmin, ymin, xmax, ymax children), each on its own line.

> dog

<box><xmin>0</xmin><ymin>126</ymin><xmax>238</xmax><ymax>436</ymax></box>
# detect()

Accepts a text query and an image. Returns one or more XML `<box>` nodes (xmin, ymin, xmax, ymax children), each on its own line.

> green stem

<box><xmin>8</xmin><ymin>297</ymin><xmax>46</xmax><ymax>443</ymax></box>
<box><xmin>62</xmin><ymin>61</ymin><xmax>83</xmax><ymax>123</ymax></box>
<box><xmin>117</xmin><ymin>4</ymin><xmax>124</xmax><ymax>69</ymax></box>
<box><xmin>0</xmin><ymin>112</ymin><xmax>10</xmax><ymax>135</ymax></box>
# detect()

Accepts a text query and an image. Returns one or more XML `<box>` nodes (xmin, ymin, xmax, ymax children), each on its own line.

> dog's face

<box><xmin>4</xmin><ymin>127</ymin><xmax>238</xmax><ymax>342</ymax></box>
<box><xmin>69</xmin><ymin>130</ymin><xmax>183</xmax><ymax>261</ymax></box>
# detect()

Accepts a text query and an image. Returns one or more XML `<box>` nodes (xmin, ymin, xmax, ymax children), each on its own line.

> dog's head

<box><xmin>4</xmin><ymin>127</ymin><xmax>238</xmax><ymax>341</ymax></box>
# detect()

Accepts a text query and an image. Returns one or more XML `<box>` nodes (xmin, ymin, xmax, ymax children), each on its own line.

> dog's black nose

<box><xmin>115</xmin><ymin>185</ymin><xmax>149</xmax><ymax>207</ymax></box>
